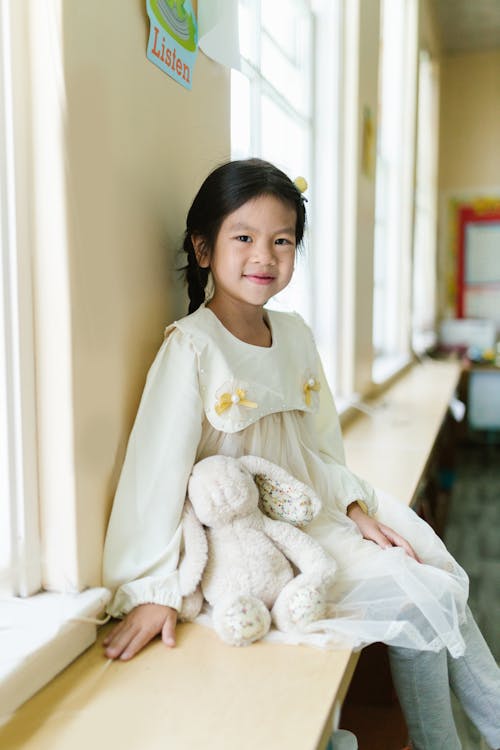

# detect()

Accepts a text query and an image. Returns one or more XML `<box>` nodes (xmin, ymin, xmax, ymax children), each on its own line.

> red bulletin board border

<box><xmin>451</xmin><ymin>199</ymin><xmax>500</xmax><ymax>318</ymax></box>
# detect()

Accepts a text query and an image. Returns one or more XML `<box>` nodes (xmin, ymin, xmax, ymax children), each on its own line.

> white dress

<box><xmin>103</xmin><ymin>305</ymin><xmax>469</xmax><ymax>656</ymax></box>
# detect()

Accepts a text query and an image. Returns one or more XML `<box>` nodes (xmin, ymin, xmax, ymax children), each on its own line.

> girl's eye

<box><xmin>235</xmin><ymin>235</ymin><xmax>252</xmax><ymax>243</ymax></box>
<box><xmin>275</xmin><ymin>238</ymin><xmax>294</xmax><ymax>246</ymax></box>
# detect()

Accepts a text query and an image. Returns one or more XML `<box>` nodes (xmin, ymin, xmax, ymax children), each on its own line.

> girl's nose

<box><xmin>252</xmin><ymin>240</ymin><xmax>276</xmax><ymax>264</ymax></box>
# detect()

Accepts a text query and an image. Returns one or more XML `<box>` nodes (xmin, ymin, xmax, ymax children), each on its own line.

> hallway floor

<box><xmin>445</xmin><ymin>438</ymin><xmax>500</xmax><ymax>750</ymax></box>
<box><xmin>445</xmin><ymin>440</ymin><xmax>500</xmax><ymax>663</ymax></box>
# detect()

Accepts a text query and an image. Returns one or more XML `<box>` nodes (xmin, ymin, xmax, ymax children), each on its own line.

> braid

<box><xmin>184</xmin><ymin>235</ymin><xmax>209</xmax><ymax>314</ymax></box>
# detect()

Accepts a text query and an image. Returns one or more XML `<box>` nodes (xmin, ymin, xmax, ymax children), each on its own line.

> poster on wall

<box><xmin>452</xmin><ymin>199</ymin><xmax>500</xmax><ymax>328</ymax></box>
<box><xmin>146</xmin><ymin>0</ymin><xmax>198</xmax><ymax>90</ymax></box>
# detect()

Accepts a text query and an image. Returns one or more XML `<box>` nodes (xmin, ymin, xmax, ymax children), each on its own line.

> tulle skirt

<box><xmin>195</xmin><ymin>411</ymin><xmax>469</xmax><ymax>656</ymax></box>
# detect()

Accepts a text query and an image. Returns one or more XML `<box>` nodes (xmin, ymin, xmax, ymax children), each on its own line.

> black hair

<box><xmin>181</xmin><ymin>158</ymin><xmax>307</xmax><ymax>313</ymax></box>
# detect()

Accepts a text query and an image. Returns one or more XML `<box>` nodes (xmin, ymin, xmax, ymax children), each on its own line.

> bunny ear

<box><xmin>238</xmin><ymin>455</ymin><xmax>321</xmax><ymax>527</ymax></box>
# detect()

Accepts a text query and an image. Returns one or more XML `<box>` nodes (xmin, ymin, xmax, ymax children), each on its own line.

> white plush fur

<box><xmin>178</xmin><ymin>500</ymin><xmax>208</xmax><ymax>596</ymax></box>
<box><xmin>178</xmin><ymin>455</ymin><xmax>337</xmax><ymax>646</ymax></box>
<box><xmin>177</xmin><ymin>500</ymin><xmax>208</xmax><ymax>620</ymax></box>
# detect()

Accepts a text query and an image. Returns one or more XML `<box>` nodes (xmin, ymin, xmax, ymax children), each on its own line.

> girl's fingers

<box><xmin>356</xmin><ymin>517</ymin><xmax>384</xmax><ymax>547</ymax></box>
<box><xmin>348</xmin><ymin>512</ymin><xmax>422</xmax><ymax>563</ymax></box>
<box><xmin>379</xmin><ymin>524</ymin><xmax>421</xmax><ymax>563</ymax></box>
<box><xmin>161</xmin><ymin>610</ymin><xmax>177</xmax><ymax>647</ymax></box>
<box><xmin>384</xmin><ymin>529</ymin><xmax>416</xmax><ymax>558</ymax></box>
<box><xmin>103</xmin><ymin>605</ymin><xmax>177</xmax><ymax>659</ymax></box>
<box><xmin>104</xmin><ymin>622</ymin><xmax>140</xmax><ymax>659</ymax></box>
<box><xmin>103</xmin><ymin>620</ymin><xmax>126</xmax><ymax>646</ymax></box>
<box><xmin>367</xmin><ymin>527</ymin><xmax>392</xmax><ymax>550</ymax></box>
<box><xmin>119</xmin><ymin>612</ymin><xmax>175</xmax><ymax>659</ymax></box>
<box><xmin>118</xmin><ymin>629</ymin><xmax>154</xmax><ymax>661</ymax></box>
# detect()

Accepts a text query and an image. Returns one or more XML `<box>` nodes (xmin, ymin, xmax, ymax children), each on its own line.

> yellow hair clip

<box><xmin>294</xmin><ymin>176</ymin><xmax>308</xmax><ymax>194</ymax></box>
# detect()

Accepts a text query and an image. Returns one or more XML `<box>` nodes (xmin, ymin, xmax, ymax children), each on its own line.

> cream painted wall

<box><xmin>39</xmin><ymin>1</ymin><xmax>230</xmax><ymax>588</ymax></box>
<box><xmin>439</xmin><ymin>50</ymin><xmax>500</xmax><ymax>191</ymax></box>
<box><xmin>438</xmin><ymin>50</ymin><xmax>500</xmax><ymax>318</ymax></box>
<box><xmin>351</xmin><ymin>0</ymin><xmax>380</xmax><ymax>395</ymax></box>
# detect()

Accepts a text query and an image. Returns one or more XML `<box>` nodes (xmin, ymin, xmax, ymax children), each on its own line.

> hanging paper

<box><xmin>198</xmin><ymin>0</ymin><xmax>241</xmax><ymax>71</ymax></box>
<box><xmin>146</xmin><ymin>0</ymin><xmax>198</xmax><ymax>90</ymax></box>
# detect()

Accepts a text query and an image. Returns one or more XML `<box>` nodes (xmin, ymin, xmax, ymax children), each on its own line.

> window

<box><xmin>0</xmin><ymin>0</ymin><xmax>41</xmax><ymax>599</ymax></box>
<box><xmin>412</xmin><ymin>50</ymin><xmax>439</xmax><ymax>353</ymax></box>
<box><xmin>231</xmin><ymin>0</ymin><xmax>313</xmax><ymax>177</ymax></box>
<box><xmin>0</xmin><ymin>2</ymin><xmax>108</xmax><ymax>715</ymax></box>
<box><xmin>232</xmin><ymin>0</ymin><xmax>347</xmax><ymax>394</ymax></box>
<box><xmin>1</xmin><ymin>0</ymin><xmax>76</xmax><ymax>600</ymax></box>
<box><xmin>372</xmin><ymin>0</ymin><xmax>418</xmax><ymax>382</ymax></box>
<box><xmin>231</xmin><ymin>0</ymin><xmax>313</xmax><ymax>322</ymax></box>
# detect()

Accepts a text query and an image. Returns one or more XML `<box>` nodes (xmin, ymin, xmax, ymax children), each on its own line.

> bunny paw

<box><xmin>288</xmin><ymin>586</ymin><xmax>327</xmax><ymax>627</ymax></box>
<box><xmin>214</xmin><ymin>595</ymin><xmax>271</xmax><ymax>646</ymax></box>
<box><xmin>272</xmin><ymin>575</ymin><xmax>329</xmax><ymax>632</ymax></box>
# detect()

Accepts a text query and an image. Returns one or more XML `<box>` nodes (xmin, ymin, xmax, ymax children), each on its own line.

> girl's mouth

<box><xmin>244</xmin><ymin>274</ymin><xmax>276</xmax><ymax>285</ymax></box>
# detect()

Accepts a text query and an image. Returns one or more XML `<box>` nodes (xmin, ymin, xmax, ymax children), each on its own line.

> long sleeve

<box><xmin>314</xmin><ymin>353</ymin><xmax>346</xmax><ymax>466</ymax></box>
<box><xmin>313</xmin><ymin>352</ymin><xmax>378</xmax><ymax>516</ymax></box>
<box><xmin>103</xmin><ymin>329</ymin><xmax>204</xmax><ymax>617</ymax></box>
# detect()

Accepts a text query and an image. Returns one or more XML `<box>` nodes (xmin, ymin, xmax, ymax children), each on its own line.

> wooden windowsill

<box><xmin>0</xmin><ymin>358</ymin><xmax>461</xmax><ymax>750</ymax></box>
<box><xmin>344</xmin><ymin>358</ymin><xmax>462</xmax><ymax>505</ymax></box>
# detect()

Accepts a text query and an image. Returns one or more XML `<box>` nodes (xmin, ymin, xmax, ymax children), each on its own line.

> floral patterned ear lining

<box><xmin>255</xmin><ymin>475</ymin><xmax>316</xmax><ymax>527</ymax></box>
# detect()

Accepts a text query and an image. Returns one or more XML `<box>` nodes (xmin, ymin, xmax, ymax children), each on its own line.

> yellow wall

<box><xmin>437</xmin><ymin>50</ymin><xmax>500</xmax><ymax>318</ymax></box>
<box><xmin>439</xmin><ymin>50</ymin><xmax>500</xmax><ymax>191</ymax></box>
<box><xmin>351</xmin><ymin>0</ymin><xmax>380</xmax><ymax>394</ymax></box>
<box><xmin>38</xmin><ymin>1</ymin><xmax>230</xmax><ymax>589</ymax></box>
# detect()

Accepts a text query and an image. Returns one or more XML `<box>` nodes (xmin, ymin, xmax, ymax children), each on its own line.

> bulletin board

<box><xmin>449</xmin><ymin>198</ymin><xmax>500</xmax><ymax>327</ymax></box>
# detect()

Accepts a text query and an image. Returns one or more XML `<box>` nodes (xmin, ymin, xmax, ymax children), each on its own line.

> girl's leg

<box><xmin>388</xmin><ymin>645</ymin><xmax>461</xmax><ymax>750</ymax></box>
<box><xmin>446</xmin><ymin>607</ymin><xmax>500</xmax><ymax>749</ymax></box>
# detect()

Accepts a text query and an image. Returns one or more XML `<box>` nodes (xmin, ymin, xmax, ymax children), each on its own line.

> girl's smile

<box><xmin>243</xmin><ymin>273</ymin><xmax>277</xmax><ymax>284</ymax></box>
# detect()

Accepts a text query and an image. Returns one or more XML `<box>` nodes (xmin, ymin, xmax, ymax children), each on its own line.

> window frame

<box><xmin>0</xmin><ymin>0</ymin><xmax>109</xmax><ymax>716</ymax></box>
<box><xmin>0</xmin><ymin>0</ymin><xmax>41</xmax><ymax>599</ymax></box>
<box><xmin>372</xmin><ymin>0</ymin><xmax>418</xmax><ymax>383</ymax></box>
<box><xmin>411</xmin><ymin>48</ymin><xmax>440</xmax><ymax>354</ymax></box>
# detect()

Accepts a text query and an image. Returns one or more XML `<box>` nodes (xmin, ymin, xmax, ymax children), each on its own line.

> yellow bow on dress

<box><xmin>215</xmin><ymin>388</ymin><xmax>258</xmax><ymax>416</ymax></box>
<box><xmin>303</xmin><ymin>377</ymin><xmax>320</xmax><ymax>407</ymax></box>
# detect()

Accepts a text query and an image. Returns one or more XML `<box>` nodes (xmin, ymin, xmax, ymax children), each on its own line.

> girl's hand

<box><xmin>103</xmin><ymin>603</ymin><xmax>177</xmax><ymax>660</ymax></box>
<box><xmin>347</xmin><ymin>502</ymin><xmax>421</xmax><ymax>562</ymax></box>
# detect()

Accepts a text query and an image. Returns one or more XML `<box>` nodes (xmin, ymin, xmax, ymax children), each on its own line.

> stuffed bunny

<box><xmin>178</xmin><ymin>454</ymin><xmax>337</xmax><ymax>646</ymax></box>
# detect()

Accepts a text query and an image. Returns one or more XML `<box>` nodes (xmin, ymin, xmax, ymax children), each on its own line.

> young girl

<box><xmin>102</xmin><ymin>159</ymin><xmax>500</xmax><ymax>750</ymax></box>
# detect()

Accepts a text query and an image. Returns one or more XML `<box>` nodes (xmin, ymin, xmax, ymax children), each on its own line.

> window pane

<box><xmin>261</xmin><ymin>0</ymin><xmax>302</xmax><ymax>51</ymax></box>
<box><xmin>238</xmin><ymin>0</ymin><xmax>259</xmax><ymax>65</ymax></box>
<box><xmin>232</xmin><ymin>0</ymin><xmax>314</xmax><ymax>324</ymax></box>
<box><xmin>372</xmin><ymin>0</ymin><xmax>417</xmax><ymax>373</ymax></box>
<box><xmin>260</xmin><ymin>27</ymin><xmax>311</xmax><ymax>116</ymax></box>
<box><xmin>260</xmin><ymin>95</ymin><xmax>309</xmax><ymax>178</ymax></box>
<box><xmin>231</xmin><ymin>70</ymin><xmax>252</xmax><ymax>159</ymax></box>
<box><xmin>412</xmin><ymin>51</ymin><xmax>438</xmax><ymax>352</ymax></box>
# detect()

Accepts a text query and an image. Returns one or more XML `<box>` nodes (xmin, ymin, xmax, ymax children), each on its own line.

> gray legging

<box><xmin>389</xmin><ymin>607</ymin><xmax>500</xmax><ymax>749</ymax></box>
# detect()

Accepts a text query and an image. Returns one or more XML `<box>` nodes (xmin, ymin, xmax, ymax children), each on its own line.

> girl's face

<box><xmin>197</xmin><ymin>194</ymin><xmax>297</xmax><ymax>312</ymax></box>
